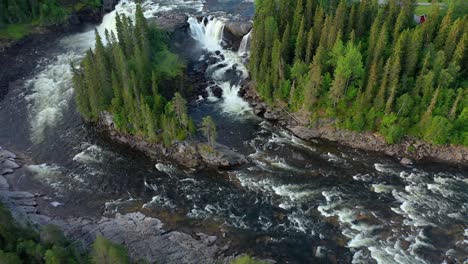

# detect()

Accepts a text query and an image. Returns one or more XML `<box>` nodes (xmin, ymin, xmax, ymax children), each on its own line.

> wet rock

<box><xmin>0</xmin><ymin>148</ymin><xmax>16</xmax><ymax>159</ymax></box>
<box><xmin>7</xmin><ymin>191</ymin><xmax>35</xmax><ymax>200</ymax></box>
<box><xmin>0</xmin><ymin>175</ymin><xmax>9</xmax><ymax>191</ymax></box>
<box><xmin>263</xmin><ymin>110</ymin><xmax>281</xmax><ymax>121</ymax></box>
<box><xmin>103</xmin><ymin>0</ymin><xmax>119</xmax><ymax>12</ymax></box>
<box><xmin>237</xmin><ymin>87</ymin><xmax>246</xmax><ymax>97</ymax></box>
<box><xmin>223</xmin><ymin>21</ymin><xmax>252</xmax><ymax>50</ymax></box>
<box><xmin>170</xmin><ymin>142</ymin><xmax>204</xmax><ymax>169</ymax></box>
<box><xmin>211</xmin><ymin>86</ymin><xmax>223</xmax><ymax>98</ymax></box>
<box><xmin>196</xmin><ymin>233</ymin><xmax>217</xmax><ymax>246</ymax></box>
<box><xmin>225</xmin><ymin>21</ymin><xmax>253</xmax><ymax>38</ymax></box>
<box><xmin>149</xmin><ymin>12</ymin><xmax>188</xmax><ymax>32</ymax></box>
<box><xmin>198</xmin><ymin>144</ymin><xmax>247</xmax><ymax>170</ymax></box>
<box><xmin>1</xmin><ymin>169</ymin><xmax>14</xmax><ymax>175</ymax></box>
<box><xmin>400</xmin><ymin>158</ymin><xmax>413</xmax><ymax>165</ymax></box>
<box><xmin>2</xmin><ymin>159</ymin><xmax>20</xmax><ymax>169</ymax></box>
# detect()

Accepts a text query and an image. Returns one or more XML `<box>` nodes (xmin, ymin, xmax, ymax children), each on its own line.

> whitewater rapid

<box><xmin>187</xmin><ymin>16</ymin><xmax>252</xmax><ymax>116</ymax></box>
<box><xmin>25</xmin><ymin>0</ymin><xmax>203</xmax><ymax>144</ymax></box>
<box><xmin>14</xmin><ymin>1</ymin><xmax>467</xmax><ymax>263</ymax></box>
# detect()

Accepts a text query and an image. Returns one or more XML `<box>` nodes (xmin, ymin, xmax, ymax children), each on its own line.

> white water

<box><xmin>25</xmin><ymin>0</ymin><xmax>202</xmax><ymax>144</ymax></box>
<box><xmin>187</xmin><ymin>16</ymin><xmax>252</xmax><ymax>116</ymax></box>
<box><xmin>238</xmin><ymin>30</ymin><xmax>251</xmax><ymax>56</ymax></box>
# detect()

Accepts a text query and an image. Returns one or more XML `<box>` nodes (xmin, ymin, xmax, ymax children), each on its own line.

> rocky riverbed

<box><xmin>240</xmin><ymin>81</ymin><xmax>468</xmax><ymax>165</ymax></box>
<box><xmin>0</xmin><ymin>146</ymin><xmax>262</xmax><ymax>264</ymax></box>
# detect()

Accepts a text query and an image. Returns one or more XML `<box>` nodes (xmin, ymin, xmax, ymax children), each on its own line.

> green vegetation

<box><xmin>250</xmin><ymin>0</ymin><xmax>467</xmax><ymax>145</ymax></box>
<box><xmin>230</xmin><ymin>255</ymin><xmax>269</xmax><ymax>264</ymax></box>
<box><xmin>200</xmin><ymin>116</ymin><xmax>217</xmax><ymax>147</ymax></box>
<box><xmin>0</xmin><ymin>201</ymin><xmax>129</xmax><ymax>264</ymax></box>
<box><xmin>72</xmin><ymin>5</ymin><xmax>195</xmax><ymax>146</ymax></box>
<box><xmin>0</xmin><ymin>23</ymin><xmax>30</xmax><ymax>40</ymax></box>
<box><xmin>0</xmin><ymin>0</ymin><xmax>102</xmax><ymax>40</ymax></box>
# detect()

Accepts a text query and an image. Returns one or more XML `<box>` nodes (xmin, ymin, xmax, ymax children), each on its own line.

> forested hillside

<box><xmin>250</xmin><ymin>0</ymin><xmax>467</xmax><ymax>145</ymax></box>
<box><xmin>0</xmin><ymin>0</ymin><xmax>101</xmax><ymax>40</ymax></box>
<box><xmin>72</xmin><ymin>5</ymin><xmax>195</xmax><ymax>146</ymax></box>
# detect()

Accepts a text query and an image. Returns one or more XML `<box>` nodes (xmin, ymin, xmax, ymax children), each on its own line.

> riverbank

<box><xmin>0</xmin><ymin>146</ymin><xmax>266</xmax><ymax>264</ymax></box>
<box><xmin>0</xmin><ymin>0</ymin><xmax>120</xmax><ymax>101</ymax></box>
<box><xmin>94</xmin><ymin>112</ymin><xmax>247</xmax><ymax>171</ymax></box>
<box><xmin>240</xmin><ymin>82</ymin><xmax>468</xmax><ymax>165</ymax></box>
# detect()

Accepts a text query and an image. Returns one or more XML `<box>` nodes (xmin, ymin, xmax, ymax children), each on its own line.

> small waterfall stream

<box><xmin>238</xmin><ymin>30</ymin><xmax>251</xmax><ymax>56</ymax></box>
<box><xmin>187</xmin><ymin>16</ymin><xmax>251</xmax><ymax>115</ymax></box>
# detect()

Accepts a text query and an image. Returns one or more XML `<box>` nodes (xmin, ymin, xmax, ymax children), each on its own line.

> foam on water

<box><xmin>73</xmin><ymin>145</ymin><xmax>104</xmax><ymax>163</ymax></box>
<box><xmin>155</xmin><ymin>163</ymin><xmax>177</xmax><ymax>176</ymax></box>
<box><xmin>238</xmin><ymin>30</ymin><xmax>251</xmax><ymax>56</ymax></box>
<box><xmin>25</xmin><ymin>0</ymin><xmax>202</xmax><ymax>144</ymax></box>
<box><xmin>188</xmin><ymin>15</ymin><xmax>252</xmax><ymax>116</ymax></box>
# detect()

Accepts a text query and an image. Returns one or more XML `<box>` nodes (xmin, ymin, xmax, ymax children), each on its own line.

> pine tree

<box><xmin>303</xmin><ymin>46</ymin><xmax>325</xmax><ymax>110</ymax></box>
<box><xmin>292</xmin><ymin>0</ymin><xmax>304</xmax><ymax>35</ymax></box>
<box><xmin>294</xmin><ymin>17</ymin><xmax>306</xmax><ymax>62</ymax></box>
<box><xmin>434</xmin><ymin>8</ymin><xmax>453</xmax><ymax>49</ymax></box>
<box><xmin>305</xmin><ymin>28</ymin><xmax>315</xmax><ymax>64</ymax></box>
<box><xmin>200</xmin><ymin>116</ymin><xmax>217</xmax><ymax>147</ymax></box>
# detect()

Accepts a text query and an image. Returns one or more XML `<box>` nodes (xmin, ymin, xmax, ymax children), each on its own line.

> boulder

<box><xmin>224</xmin><ymin>21</ymin><xmax>253</xmax><ymax>38</ymax></box>
<box><xmin>198</xmin><ymin>144</ymin><xmax>247</xmax><ymax>169</ymax></box>
<box><xmin>400</xmin><ymin>158</ymin><xmax>413</xmax><ymax>165</ymax></box>
<box><xmin>2</xmin><ymin>159</ymin><xmax>20</xmax><ymax>169</ymax></box>
<box><xmin>103</xmin><ymin>0</ymin><xmax>119</xmax><ymax>12</ymax></box>
<box><xmin>223</xmin><ymin>21</ymin><xmax>252</xmax><ymax>50</ymax></box>
<box><xmin>1</xmin><ymin>169</ymin><xmax>14</xmax><ymax>175</ymax></box>
<box><xmin>263</xmin><ymin>110</ymin><xmax>281</xmax><ymax>121</ymax></box>
<box><xmin>0</xmin><ymin>175</ymin><xmax>9</xmax><ymax>191</ymax></box>
<box><xmin>211</xmin><ymin>86</ymin><xmax>223</xmax><ymax>98</ymax></box>
<box><xmin>0</xmin><ymin>149</ymin><xmax>16</xmax><ymax>159</ymax></box>
<box><xmin>149</xmin><ymin>12</ymin><xmax>189</xmax><ymax>32</ymax></box>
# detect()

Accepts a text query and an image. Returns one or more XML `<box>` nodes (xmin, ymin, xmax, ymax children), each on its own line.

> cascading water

<box><xmin>25</xmin><ymin>0</ymin><xmax>202</xmax><ymax>144</ymax></box>
<box><xmin>238</xmin><ymin>30</ymin><xmax>251</xmax><ymax>56</ymax></box>
<box><xmin>188</xmin><ymin>16</ymin><xmax>252</xmax><ymax>115</ymax></box>
<box><xmin>3</xmin><ymin>0</ymin><xmax>467</xmax><ymax>263</ymax></box>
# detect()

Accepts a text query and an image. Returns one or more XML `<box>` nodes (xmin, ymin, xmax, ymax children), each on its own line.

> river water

<box><xmin>0</xmin><ymin>1</ymin><xmax>467</xmax><ymax>263</ymax></box>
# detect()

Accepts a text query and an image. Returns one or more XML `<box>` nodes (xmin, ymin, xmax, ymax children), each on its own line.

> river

<box><xmin>0</xmin><ymin>0</ymin><xmax>467</xmax><ymax>263</ymax></box>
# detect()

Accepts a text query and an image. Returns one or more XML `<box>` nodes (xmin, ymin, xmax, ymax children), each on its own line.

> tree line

<box><xmin>0</xmin><ymin>0</ymin><xmax>101</xmax><ymax>27</ymax></box>
<box><xmin>72</xmin><ymin>5</ymin><xmax>195</xmax><ymax>146</ymax></box>
<box><xmin>250</xmin><ymin>0</ymin><xmax>467</xmax><ymax>145</ymax></box>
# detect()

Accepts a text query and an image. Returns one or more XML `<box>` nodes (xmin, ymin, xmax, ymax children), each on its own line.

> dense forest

<box><xmin>72</xmin><ymin>5</ymin><xmax>195</xmax><ymax>146</ymax></box>
<box><xmin>250</xmin><ymin>0</ymin><xmax>467</xmax><ymax>145</ymax></box>
<box><xmin>0</xmin><ymin>0</ymin><xmax>101</xmax><ymax>40</ymax></box>
<box><xmin>0</xmin><ymin>0</ymin><xmax>100</xmax><ymax>26</ymax></box>
<box><xmin>0</xmin><ymin>202</ymin><xmax>129</xmax><ymax>264</ymax></box>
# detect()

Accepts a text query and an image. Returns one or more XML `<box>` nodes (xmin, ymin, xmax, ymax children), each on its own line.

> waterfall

<box><xmin>188</xmin><ymin>16</ymin><xmax>225</xmax><ymax>51</ymax></box>
<box><xmin>25</xmin><ymin>0</ymin><xmax>203</xmax><ymax>143</ymax></box>
<box><xmin>188</xmin><ymin>15</ymin><xmax>252</xmax><ymax>116</ymax></box>
<box><xmin>238</xmin><ymin>30</ymin><xmax>251</xmax><ymax>56</ymax></box>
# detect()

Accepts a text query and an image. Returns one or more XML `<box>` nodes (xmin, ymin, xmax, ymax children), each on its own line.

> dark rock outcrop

<box><xmin>97</xmin><ymin>112</ymin><xmax>247</xmax><ymax>171</ymax></box>
<box><xmin>103</xmin><ymin>0</ymin><xmax>119</xmax><ymax>12</ymax></box>
<box><xmin>223</xmin><ymin>21</ymin><xmax>252</xmax><ymax>50</ymax></box>
<box><xmin>149</xmin><ymin>12</ymin><xmax>189</xmax><ymax>32</ymax></box>
<box><xmin>225</xmin><ymin>21</ymin><xmax>252</xmax><ymax>38</ymax></box>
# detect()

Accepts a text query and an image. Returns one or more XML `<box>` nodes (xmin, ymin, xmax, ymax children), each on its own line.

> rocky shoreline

<box><xmin>239</xmin><ymin>82</ymin><xmax>468</xmax><ymax>165</ymax></box>
<box><xmin>0</xmin><ymin>147</ymin><xmax>261</xmax><ymax>264</ymax></box>
<box><xmin>95</xmin><ymin>112</ymin><xmax>247</xmax><ymax>171</ymax></box>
